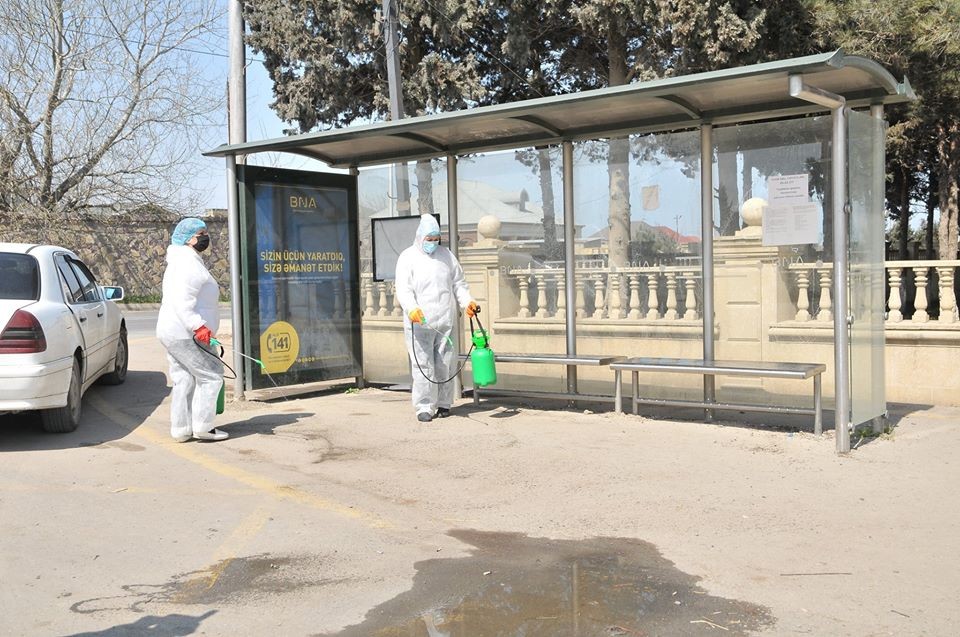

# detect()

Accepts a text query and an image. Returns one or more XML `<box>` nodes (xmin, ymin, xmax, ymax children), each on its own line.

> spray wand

<box><xmin>210</xmin><ymin>338</ymin><xmax>266</xmax><ymax>372</ymax></box>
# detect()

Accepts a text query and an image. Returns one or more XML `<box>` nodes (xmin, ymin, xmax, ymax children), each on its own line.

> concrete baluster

<box><xmin>575</xmin><ymin>276</ymin><xmax>587</xmax><ymax>318</ymax></box>
<box><xmin>535</xmin><ymin>275</ymin><xmax>550</xmax><ymax>318</ymax></box>
<box><xmin>517</xmin><ymin>274</ymin><xmax>532</xmax><ymax>318</ymax></box>
<box><xmin>592</xmin><ymin>274</ymin><xmax>606</xmax><ymax>319</ymax></box>
<box><xmin>795</xmin><ymin>270</ymin><xmax>811</xmax><ymax>321</ymax></box>
<box><xmin>556</xmin><ymin>275</ymin><xmax>566</xmax><ymax>319</ymax></box>
<box><xmin>664</xmin><ymin>271</ymin><xmax>678</xmax><ymax>320</ymax></box>
<box><xmin>645</xmin><ymin>272</ymin><xmax>660</xmax><ymax>320</ymax></box>
<box><xmin>683</xmin><ymin>272</ymin><xmax>698</xmax><ymax>320</ymax></box>
<box><xmin>887</xmin><ymin>267</ymin><xmax>902</xmax><ymax>322</ymax></box>
<box><xmin>817</xmin><ymin>270</ymin><xmax>832</xmax><ymax>322</ymax></box>
<box><xmin>377</xmin><ymin>282</ymin><xmax>390</xmax><ymax>316</ymax></box>
<box><xmin>937</xmin><ymin>266</ymin><xmax>956</xmax><ymax>324</ymax></box>
<box><xmin>913</xmin><ymin>267</ymin><xmax>929</xmax><ymax>323</ymax></box>
<box><xmin>608</xmin><ymin>271</ymin><xmax>624</xmax><ymax>319</ymax></box>
<box><xmin>363</xmin><ymin>278</ymin><xmax>375</xmax><ymax>316</ymax></box>
<box><xmin>628</xmin><ymin>274</ymin><xmax>642</xmax><ymax>319</ymax></box>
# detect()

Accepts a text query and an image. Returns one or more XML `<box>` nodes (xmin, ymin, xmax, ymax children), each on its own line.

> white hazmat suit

<box><xmin>156</xmin><ymin>242</ymin><xmax>223</xmax><ymax>441</ymax></box>
<box><xmin>395</xmin><ymin>215</ymin><xmax>473</xmax><ymax>418</ymax></box>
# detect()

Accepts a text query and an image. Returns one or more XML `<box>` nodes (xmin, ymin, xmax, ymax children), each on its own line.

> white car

<box><xmin>0</xmin><ymin>243</ymin><xmax>128</xmax><ymax>432</ymax></box>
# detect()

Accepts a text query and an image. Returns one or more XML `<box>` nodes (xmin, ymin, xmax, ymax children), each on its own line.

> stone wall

<box><xmin>0</xmin><ymin>209</ymin><xmax>231</xmax><ymax>299</ymax></box>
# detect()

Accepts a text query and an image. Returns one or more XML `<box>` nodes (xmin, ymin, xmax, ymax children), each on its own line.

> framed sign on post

<box><xmin>237</xmin><ymin>166</ymin><xmax>362</xmax><ymax>390</ymax></box>
<box><xmin>371</xmin><ymin>213</ymin><xmax>440</xmax><ymax>281</ymax></box>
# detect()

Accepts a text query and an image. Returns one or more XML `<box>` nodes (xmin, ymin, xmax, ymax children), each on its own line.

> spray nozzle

<box><xmin>209</xmin><ymin>337</ymin><xmax>266</xmax><ymax>371</ymax></box>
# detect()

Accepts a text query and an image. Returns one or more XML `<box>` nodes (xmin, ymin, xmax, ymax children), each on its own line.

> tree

<box><xmin>558</xmin><ymin>1</ymin><xmax>820</xmax><ymax>264</ymax></box>
<box><xmin>0</xmin><ymin>0</ymin><xmax>222</xmax><ymax>217</ymax></box>
<box><xmin>243</xmin><ymin>0</ymin><xmax>483</xmax><ymax>129</ymax></box>
<box><xmin>243</xmin><ymin>0</ymin><xmax>485</xmax><ymax>221</ymax></box>
<box><xmin>813</xmin><ymin>0</ymin><xmax>960</xmax><ymax>260</ymax></box>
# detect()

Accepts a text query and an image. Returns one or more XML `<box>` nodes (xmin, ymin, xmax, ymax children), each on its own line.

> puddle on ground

<box><xmin>174</xmin><ymin>555</ymin><xmax>344</xmax><ymax>605</ymax></box>
<box><xmin>70</xmin><ymin>555</ymin><xmax>346</xmax><ymax>615</ymax></box>
<box><xmin>326</xmin><ymin>530</ymin><xmax>773</xmax><ymax>636</ymax></box>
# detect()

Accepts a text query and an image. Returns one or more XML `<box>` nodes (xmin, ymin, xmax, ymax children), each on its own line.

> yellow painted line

<box><xmin>128</xmin><ymin>336</ymin><xmax>157</xmax><ymax>345</ymax></box>
<box><xmin>0</xmin><ymin>483</ymin><xmax>257</xmax><ymax>497</ymax></box>
<box><xmin>173</xmin><ymin>504</ymin><xmax>274</xmax><ymax>602</ymax></box>
<box><xmin>87</xmin><ymin>395</ymin><xmax>391</xmax><ymax>529</ymax></box>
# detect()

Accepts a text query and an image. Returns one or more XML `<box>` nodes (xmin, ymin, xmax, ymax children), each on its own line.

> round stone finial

<box><xmin>477</xmin><ymin>215</ymin><xmax>502</xmax><ymax>240</ymax></box>
<box><xmin>741</xmin><ymin>197</ymin><xmax>767</xmax><ymax>228</ymax></box>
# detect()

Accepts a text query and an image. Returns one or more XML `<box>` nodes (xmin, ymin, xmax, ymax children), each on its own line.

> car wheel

<box><xmin>100</xmin><ymin>328</ymin><xmax>128</xmax><ymax>385</ymax></box>
<box><xmin>41</xmin><ymin>358</ymin><xmax>82</xmax><ymax>433</ymax></box>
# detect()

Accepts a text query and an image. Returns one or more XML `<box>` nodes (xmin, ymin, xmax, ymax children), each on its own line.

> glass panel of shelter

<box><xmin>357</xmin><ymin>116</ymin><xmax>853</xmax><ymax>421</ymax></box>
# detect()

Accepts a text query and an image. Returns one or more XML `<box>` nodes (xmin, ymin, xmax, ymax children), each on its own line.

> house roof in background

<box><xmin>205</xmin><ymin>50</ymin><xmax>913</xmax><ymax>168</ymax></box>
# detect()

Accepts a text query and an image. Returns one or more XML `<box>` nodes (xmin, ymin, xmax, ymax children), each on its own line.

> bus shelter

<box><xmin>206</xmin><ymin>50</ymin><xmax>914</xmax><ymax>452</ymax></box>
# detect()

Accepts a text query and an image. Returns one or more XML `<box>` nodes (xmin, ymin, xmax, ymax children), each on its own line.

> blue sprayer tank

<box><xmin>470</xmin><ymin>328</ymin><xmax>497</xmax><ymax>387</ymax></box>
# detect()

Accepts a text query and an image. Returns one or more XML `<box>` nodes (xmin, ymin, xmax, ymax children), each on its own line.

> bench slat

<box><xmin>460</xmin><ymin>354</ymin><xmax>624</xmax><ymax>366</ymax></box>
<box><xmin>611</xmin><ymin>357</ymin><xmax>825</xmax><ymax>379</ymax></box>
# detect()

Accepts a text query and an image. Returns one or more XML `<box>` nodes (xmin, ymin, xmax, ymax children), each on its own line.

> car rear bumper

<box><xmin>0</xmin><ymin>357</ymin><xmax>73</xmax><ymax>411</ymax></box>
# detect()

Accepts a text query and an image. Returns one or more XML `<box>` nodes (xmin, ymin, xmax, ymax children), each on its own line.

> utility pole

<box><xmin>382</xmin><ymin>0</ymin><xmax>411</xmax><ymax>215</ymax></box>
<box><xmin>226</xmin><ymin>0</ymin><xmax>247</xmax><ymax>399</ymax></box>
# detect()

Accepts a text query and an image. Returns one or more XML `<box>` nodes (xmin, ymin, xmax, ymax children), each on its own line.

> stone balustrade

<box><xmin>360</xmin><ymin>277</ymin><xmax>404</xmax><ymax>318</ymax></box>
<box><xmin>787</xmin><ymin>260</ymin><xmax>960</xmax><ymax>324</ymax></box>
<box><xmin>505</xmin><ymin>265</ymin><xmax>701</xmax><ymax>322</ymax></box>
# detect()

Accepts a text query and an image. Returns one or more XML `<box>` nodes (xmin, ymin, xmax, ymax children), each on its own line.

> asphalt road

<box><xmin>1</xmin><ymin>332</ymin><xmax>958</xmax><ymax>635</ymax></box>
<box><xmin>121</xmin><ymin>309</ymin><xmax>159</xmax><ymax>338</ymax></box>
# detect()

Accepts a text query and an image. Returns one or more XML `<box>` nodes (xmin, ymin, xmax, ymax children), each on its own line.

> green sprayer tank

<box><xmin>470</xmin><ymin>328</ymin><xmax>497</xmax><ymax>387</ymax></box>
<box><xmin>216</xmin><ymin>380</ymin><xmax>225</xmax><ymax>415</ymax></box>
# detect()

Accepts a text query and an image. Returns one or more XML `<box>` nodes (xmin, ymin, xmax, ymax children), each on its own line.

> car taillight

<box><xmin>0</xmin><ymin>309</ymin><xmax>47</xmax><ymax>353</ymax></box>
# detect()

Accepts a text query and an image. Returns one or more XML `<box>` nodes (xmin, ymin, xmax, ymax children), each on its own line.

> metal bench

<box><xmin>458</xmin><ymin>353</ymin><xmax>624</xmax><ymax>405</ymax></box>
<box><xmin>611</xmin><ymin>358</ymin><xmax>827</xmax><ymax>434</ymax></box>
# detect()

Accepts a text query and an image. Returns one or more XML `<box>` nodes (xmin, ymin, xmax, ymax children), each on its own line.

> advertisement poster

<box><xmin>239</xmin><ymin>166</ymin><xmax>361</xmax><ymax>390</ymax></box>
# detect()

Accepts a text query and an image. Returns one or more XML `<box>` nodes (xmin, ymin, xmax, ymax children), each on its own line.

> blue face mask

<box><xmin>422</xmin><ymin>239</ymin><xmax>439</xmax><ymax>254</ymax></box>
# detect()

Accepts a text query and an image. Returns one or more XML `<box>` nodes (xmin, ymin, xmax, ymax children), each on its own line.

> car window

<box><xmin>68</xmin><ymin>258</ymin><xmax>101</xmax><ymax>302</ymax></box>
<box><xmin>55</xmin><ymin>255</ymin><xmax>85</xmax><ymax>304</ymax></box>
<box><xmin>0</xmin><ymin>253</ymin><xmax>40</xmax><ymax>300</ymax></box>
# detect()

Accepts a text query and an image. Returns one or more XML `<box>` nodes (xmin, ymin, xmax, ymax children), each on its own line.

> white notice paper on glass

<box><xmin>763</xmin><ymin>203</ymin><xmax>821</xmax><ymax>246</ymax></box>
<box><xmin>768</xmin><ymin>174</ymin><xmax>809</xmax><ymax>205</ymax></box>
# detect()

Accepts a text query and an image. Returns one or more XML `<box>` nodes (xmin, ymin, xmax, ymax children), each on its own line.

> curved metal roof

<box><xmin>204</xmin><ymin>50</ymin><xmax>913</xmax><ymax>168</ymax></box>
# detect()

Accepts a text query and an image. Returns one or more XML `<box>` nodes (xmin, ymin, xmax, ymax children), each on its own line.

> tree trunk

<box><xmin>415</xmin><ymin>159</ymin><xmax>433</xmax><ymax>216</ymax></box>
<box><xmin>537</xmin><ymin>147</ymin><xmax>559</xmax><ymax>260</ymax></box>
<box><xmin>926</xmin><ymin>170</ymin><xmax>937</xmax><ymax>258</ymax></box>
<box><xmin>938</xmin><ymin>121</ymin><xmax>960</xmax><ymax>260</ymax></box>
<box><xmin>717</xmin><ymin>149</ymin><xmax>740</xmax><ymax>236</ymax></box>
<box><xmin>607</xmin><ymin>28</ymin><xmax>630</xmax><ymax>268</ymax></box>
<box><xmin>899</xmin><ymin>167</ymin><xmax>911</xmax><ymax>259</ymax></box>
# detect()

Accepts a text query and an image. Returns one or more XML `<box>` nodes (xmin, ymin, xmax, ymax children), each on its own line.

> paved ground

<box><xmin>1</xmin><ymin>312</ymin><xmax>958</xmax><ymax>636</ymax></box>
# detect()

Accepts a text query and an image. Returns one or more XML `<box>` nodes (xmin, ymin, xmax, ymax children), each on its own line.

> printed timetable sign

<box><xmin>237</xmin><ymin>166</ymin><xmax>362</xmax><ymax>390</ymax></box>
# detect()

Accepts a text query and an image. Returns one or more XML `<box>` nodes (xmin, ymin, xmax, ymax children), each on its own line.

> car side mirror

<box><xmin>100</xmin><ymin>286</ymin><xmax>124</xmax><ymax>301</ymax></box>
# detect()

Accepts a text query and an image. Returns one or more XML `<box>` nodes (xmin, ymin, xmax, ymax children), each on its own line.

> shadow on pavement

<box><xmin>62</xmin><ymin>610</ymin><xmax>216</xmax><ymax>637</ymax></box>
<box><xmin>0</xmin><ymin>370</ymin><xmax>168</xmax><ymax>452</ymax></box>
<box><xmin>219</xmin><ymin>412</ymin><xmax>315</xmax><ymax>440</ymax></box>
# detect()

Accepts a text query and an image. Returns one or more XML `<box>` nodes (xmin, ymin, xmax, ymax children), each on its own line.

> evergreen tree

<box><xmin>814</xmin><ymin>0</ymin><xmax>960</xmax><ymax>259</ymax></box>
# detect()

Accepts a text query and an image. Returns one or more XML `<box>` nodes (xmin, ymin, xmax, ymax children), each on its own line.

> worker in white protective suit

<box><xmin>395</xmin><ymin>214</ymin><xmax>479</xmax><ymax>422</ymax></box>
<box><xmin>156</xmin><ymin>217</ymin><xmax>227</xmax><ymax>442</ymax></box>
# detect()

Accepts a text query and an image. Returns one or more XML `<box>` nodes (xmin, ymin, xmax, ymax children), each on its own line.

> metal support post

<box><xmin>225</xmin><ymin>156</ymin><xmax>245</xmax><ymax>398</ymax></box>
<box><xmin>562</xmin><ymin>141</ymin><xmax>577</xmax><ymax>396</ymax></box>
<box><xmin>788</xmin><ymin>74</ymin><xmax>850</xmax><ymax>453</ymax></box>
<box><xmin>870</xmin><ymin>103</ymin><xmax>886</xmax><ymax>435</ymax></box>
<box><xmin>226</xmin><ymin>0</ymin><xmax>247</xmax><ymax>399</ymax></box>
<box><xmin>699</xmin><ymin>123</ymin><xmax>715</xmax><ymax>419</ymax></box>
<box><xmin>447</xmin><ymin>155</ymin><xmax>462</xmax><ymax>399</ymax></box>
<box><xmin>349</xmin><ymin>166</ymin><xmax>365</xmax><ymax>390</ymax></box>
<box><xmin>832</xmin><ymin>105</ymin><xmax>850</xmax><ymax>452</ymax></box>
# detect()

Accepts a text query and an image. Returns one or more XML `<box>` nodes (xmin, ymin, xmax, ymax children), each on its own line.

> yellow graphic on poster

<box><xmin>259</xmin><ymin>321</ymin><xmax>300</xmax><ymax>374</ymax></box>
